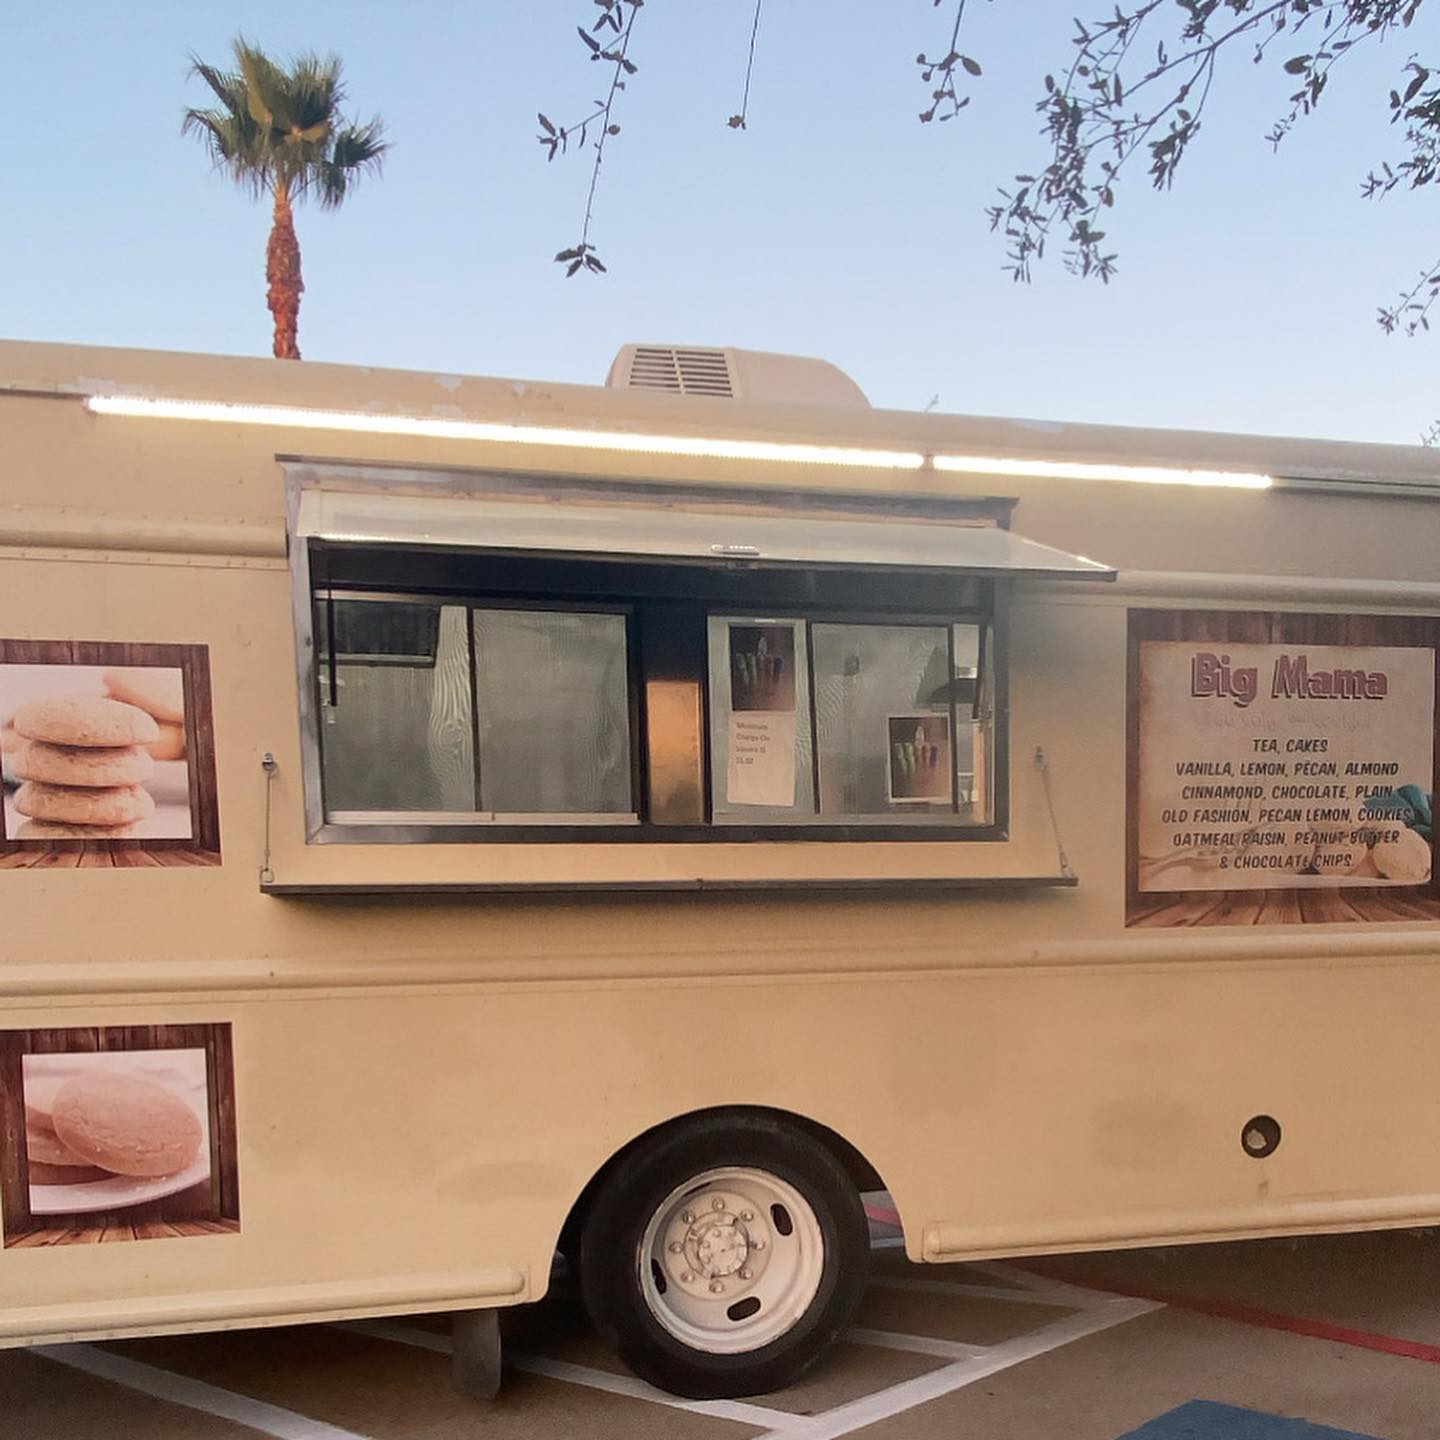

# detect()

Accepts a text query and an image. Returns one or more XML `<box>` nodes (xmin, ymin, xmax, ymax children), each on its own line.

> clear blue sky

<box><xmin>6</xmin><ymin>2</ymin><xmax>1438</xmax><ymax>442</ymax></box>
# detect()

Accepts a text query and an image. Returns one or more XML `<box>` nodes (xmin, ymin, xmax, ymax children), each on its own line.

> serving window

<box><xmin>286</xmin><ymin>465</ymin><xmax>1116</xmax><ymax>850</ymax></box>
<box><xmin>304</xmin><ymin>545</ymin><xmax>1002</xmax><ymax>843</ymax></box>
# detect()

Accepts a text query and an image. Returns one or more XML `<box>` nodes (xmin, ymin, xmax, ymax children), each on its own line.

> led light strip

<box><xmin>934</xmin><ymin>452</ymin><xmax>1273</xmax><ymax>489</ymax></box>
<box><xmin>83</xmin><ymin>395</ymin><xmax>925</xmax><ymax>471</ymax></box>
<box><xmin>83</xmin><ymin>394</ymin><xmax>1275</xmax><ymax>488</ymax></box>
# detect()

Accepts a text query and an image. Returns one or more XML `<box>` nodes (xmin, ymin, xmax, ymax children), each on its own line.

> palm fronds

<box><xmin>184</xmin><ymin>37</ymin><xmax>389</xmax><ymax>204</ymax></box>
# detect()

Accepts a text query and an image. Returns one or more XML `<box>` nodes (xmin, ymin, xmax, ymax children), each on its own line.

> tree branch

<box><xmin>539</xmin><ymin>0</ymin><xmax>646</xmax><ymax>276</ymax></box>
<box><xmin>728</xmin><ymin>0</ymin><xmax>765</xmax><ymax>129</ymax></box>
<box><xmin>916</xmin><ymin>0</ymin><xmax>984</xmax><ymax>124</ymax></box>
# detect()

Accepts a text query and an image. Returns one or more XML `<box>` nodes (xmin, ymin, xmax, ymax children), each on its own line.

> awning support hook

<box><xmin>1034</xmin><ymin>746</ymin><xmax>1076</xmax><ymax>881</ymax></box>
<box><xmin>260</xmin><ymin>752</ymin><xmax>278</xmax><ymax>886</ymax></box>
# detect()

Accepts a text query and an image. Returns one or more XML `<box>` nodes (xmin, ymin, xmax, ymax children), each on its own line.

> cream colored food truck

<box><xmin>4</xmin><ymin>337</ymin><xmax>1440</xmax><ymax>1399</ymax></box>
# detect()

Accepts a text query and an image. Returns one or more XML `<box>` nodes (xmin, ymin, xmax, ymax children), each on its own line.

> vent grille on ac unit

<box><xmin>607</xmin><ymin>344</ymin><xmax>871</xmax><ymax>407</ymax></box>
<box><xmin>627</xmin><ymin>346</ymin><xmax>735</xmax><ymax>398</ymax></box>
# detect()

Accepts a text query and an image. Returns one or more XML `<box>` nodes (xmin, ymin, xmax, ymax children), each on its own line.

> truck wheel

<box><xmin>578</xmin><ymin>1114</ymin><xmax>869</xmax><ymax>1398</ymax></box>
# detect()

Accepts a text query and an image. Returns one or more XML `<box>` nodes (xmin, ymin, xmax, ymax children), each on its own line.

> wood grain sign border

<box><xmin>0</xmin><ymin>639</ymin><xmax>221</xmax><ymax>867</ymax></box>
<box><xmin>1126</xmin><ymin>610</ymin><xmax>1440</xmax><ymax>927</ymax></box>
<box><xmin>0</xmin><ymin>1023</ymin><xmax>240</xmax><ymax>1247</ymax></box>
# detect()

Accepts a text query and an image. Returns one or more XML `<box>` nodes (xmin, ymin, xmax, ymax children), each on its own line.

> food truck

<box><xmin>3</xmin><ymin>337</ymin><xmax>1440</xmax><ymax>1399</ymax></box>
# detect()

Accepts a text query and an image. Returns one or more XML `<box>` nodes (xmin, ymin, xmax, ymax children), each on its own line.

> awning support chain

<box><xmin>1034</xmin><ymin>746</ymin><xmax>1076</xmax><ymax>881</ymax></box>
<box><xmin>260</xmin><ymin>752</ymin><xmax>278</xmax><ymax>886</ymax></box>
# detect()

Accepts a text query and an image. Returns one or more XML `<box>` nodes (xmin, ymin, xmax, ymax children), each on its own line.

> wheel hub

<box><xmin>662</xmin><ymin>1187</ymin><xmax>771</xmax><ymax>1298</ymax></box>
<box><xmin>694</xmin><ymin>1219</ymin><xmax>747</xmax><ymax>1276</ymax></box>
<box><xmin>638</xmin><ymin>1164</ymin><xmax>827</xmax><ymax>1356</ymax></box>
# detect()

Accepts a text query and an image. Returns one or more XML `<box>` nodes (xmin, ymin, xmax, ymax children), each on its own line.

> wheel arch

<box><xmin>556</xmin><ymin>1103</ymin><xmax>888</xmax><ymax>1262</ymax></box>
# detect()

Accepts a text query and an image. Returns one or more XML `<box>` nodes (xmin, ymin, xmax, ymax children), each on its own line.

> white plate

<box><xmin>30</xmin><ymin>1152</ymin><xmax>212</xmax><ymax>1215</ymax></box>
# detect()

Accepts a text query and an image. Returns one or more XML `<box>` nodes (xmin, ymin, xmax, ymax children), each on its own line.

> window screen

<box><xmin>316</xmin><ymin>595</ymin><xmax>634</xmax><ymax>821</ymax></box>
<box><xmin>472</xmin><ymin>609</ymin><xmax>632</xmax><ymax>816</ymax></box>
<box><xmin>318</xmin><ymin>600</ymin><xmax>475</xmax><ymax>815</ymax></box>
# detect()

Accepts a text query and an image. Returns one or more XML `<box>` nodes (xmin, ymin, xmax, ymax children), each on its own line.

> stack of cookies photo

<box><xmin>0</xmin><ymin>665</ymin><xmax>191</xmax><ymax>841</ymax></box>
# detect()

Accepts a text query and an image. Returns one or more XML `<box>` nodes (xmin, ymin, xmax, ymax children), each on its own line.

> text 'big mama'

<box><xmin>1190</xmin><ymin>652</ymin><xmax>1389</xmax><ymax>708</ymax></box>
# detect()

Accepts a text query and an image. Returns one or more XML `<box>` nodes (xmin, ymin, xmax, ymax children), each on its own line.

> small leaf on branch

<box><xmin>961</xmin><ymin>56</ymin><xmax>982</xmax><ymax>77</ymax></box>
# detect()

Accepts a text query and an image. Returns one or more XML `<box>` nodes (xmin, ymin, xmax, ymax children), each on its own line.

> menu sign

<box><xmin>1136</xmin><ymin>641</ymin><xmax>1435</xmax><ymax>892</ymax></box>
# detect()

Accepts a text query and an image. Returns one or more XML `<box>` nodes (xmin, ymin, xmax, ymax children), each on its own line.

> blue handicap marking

<box><xmin>1116</xmin><ymin>1400</ymin><xmax>1387</xmax><ymax>1440</ymax></box>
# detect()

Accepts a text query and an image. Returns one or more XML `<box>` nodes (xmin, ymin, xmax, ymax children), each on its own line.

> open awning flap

<box><xmin>295</xmin><ymin>489</ymin><xmax>1114</xmax><ymax>579</ymax></box>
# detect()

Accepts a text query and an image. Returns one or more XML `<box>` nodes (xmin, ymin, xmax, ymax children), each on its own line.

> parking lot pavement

<box><xmin>7</xmin><ymin>1230</ymin><xmax>1440</xmax><ymax>1440</ymax></box>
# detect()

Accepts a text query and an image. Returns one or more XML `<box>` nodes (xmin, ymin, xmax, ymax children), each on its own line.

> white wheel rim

<box><xmin>637</xmin><ymin>1166</ymin><xmax>825</xmax><ymax>1355</ymax></box>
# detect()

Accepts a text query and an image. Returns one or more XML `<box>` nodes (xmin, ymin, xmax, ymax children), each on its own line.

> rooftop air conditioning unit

<box><xmin>606</xmin><ymin>345</ymin><xmax>870</xmax><ymax>409</ymax></box>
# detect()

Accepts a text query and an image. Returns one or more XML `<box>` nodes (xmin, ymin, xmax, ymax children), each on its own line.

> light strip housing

<box><xmin>84</xmin><ymin>394</ymin><xmax>1275</xmax><ymax>489</ymax></box>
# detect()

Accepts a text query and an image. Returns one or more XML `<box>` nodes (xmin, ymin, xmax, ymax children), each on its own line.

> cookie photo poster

<box><xmin>0</xmin><ymin>1024</ymin><xmax>239</xmax><ymax>1246</ymax></box>
<box><xmin>887</xmin><ymin>713</ymin><xmax>954</xmax><ymax>804</ymax></box>
<box><xmin>0</xmin><ymin>639</ymin><xmax>221</xmax><ymax>863</ymax></box>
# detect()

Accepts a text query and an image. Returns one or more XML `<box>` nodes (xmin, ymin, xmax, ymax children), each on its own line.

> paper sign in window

<box><xmin>727</xmin><ymin>711</ymin><xmax>798</xmax><ymax>807</ymax></box>
<box><xmin>724</xmin><ymin>623</ymin><xmax>800</xmax><ymax>807</ymax></box>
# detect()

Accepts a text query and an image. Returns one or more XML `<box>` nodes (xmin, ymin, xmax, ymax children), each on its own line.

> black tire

<box><xmin>577</xmin><ymin>1113</ymin><xmax>869</xmax><ymax>1398</ymax></box>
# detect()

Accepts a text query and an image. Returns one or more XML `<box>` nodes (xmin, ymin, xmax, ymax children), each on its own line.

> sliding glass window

<box><xmin>315</xmin><ymin>593</ymin><xmax>635</xmax><ymax>824</ymax></box>
<box><xmin>708</xmin><ymin>616</ymin><xmax>992</xmax><ymax>827</ymax></box>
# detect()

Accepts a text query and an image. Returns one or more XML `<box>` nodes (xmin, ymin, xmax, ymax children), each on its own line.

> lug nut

<box><xmin>740</xmin><ymin>1210</ymin><xmax>754</xmax><ymax>1222</ymax></box>
<box><xmin>712</xmin><ymin>1197</ymin><xmax>726</xmax><ymax>1211</ymax></box>
<box><xmin>680</xmin><ymin>1271</ymin><xmax>693</xmax><ymax>1283</ymax></box>
<box><xmin>738</xmin><ymin>1267</ymin><xmax>751</xmax><ymax>1280</ymax></box>
<box><xmin>753</xmin><ymin>1239</ymin><xmax>766</xmax><ymax>1251</ymax></box>
<box><xmin>709</xmin><ymin>1280</ymin><xmax>724</xmax><ymax>1294</ymax></box>
<box><xmin>669</xmin><ymin>1241</ymin><xmax>682</xmax><ymax>1253</ymax></box>
<box><xmin>680</xmin><ymin>1210</ymin><xmax>694</xmax><ymax>1224</ymax></box>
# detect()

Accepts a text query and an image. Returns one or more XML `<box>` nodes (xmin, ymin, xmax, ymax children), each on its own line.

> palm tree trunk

<box><xmin>266</xmin><ymin>183</ymin><xmax>304</xmax><ymax>360</ymax></box>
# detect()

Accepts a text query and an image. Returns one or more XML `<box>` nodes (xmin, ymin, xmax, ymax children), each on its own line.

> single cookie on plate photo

<box><xmin>0</xmin><ymin>1023</ymin><xmax>240</xmax><ymax>1246</ymax></box>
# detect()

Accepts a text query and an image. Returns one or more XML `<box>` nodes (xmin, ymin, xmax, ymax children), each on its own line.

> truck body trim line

<box><xmin>0</xmin><ymin>1268</ymin><xmax>528</xmax><ymax>1345</ymax></box>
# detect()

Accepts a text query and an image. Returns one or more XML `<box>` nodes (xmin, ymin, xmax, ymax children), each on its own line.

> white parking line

<box><xmin>33</xmin><ymin>1343</ymin><xmax>373</xmax><ymax>1440</ymax></box>
<box><xmin>761</xmin><ymin>1297</ymin><xmax>1163</xmax><ymax>1440</ymax></box>
<box><xmin>846</xmin><ymin>1326</ymin><xmax>988</xmax><ymax>1361</ymax></box>
<box><xmin>868</xmin><ymin>1275</ymin><xmax>1081</xmax><ymax>1307</ymax></box>
<box><xmin>26</xmin><ymin>1261</ymin><xmax>1163</xmax><ymax>1440</ymax></box>
<box><xmin>515</xmin><ymin>1352</ymin><xmax>813</xmax><ymax>1432</ymax></box>
<box><xmin>965</xmin><ymin>1259</ymin><xmax>1099</xmax><ymax>1300</ymax></box>
<box><xmin>335</xmin><ymin>1318</ymin><xmax>810</xmax><ymax>1433</ymax></box>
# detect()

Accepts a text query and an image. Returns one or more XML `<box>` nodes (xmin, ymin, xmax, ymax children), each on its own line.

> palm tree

<box><xmin>184</xmin><ymin>39</ymin><xmax>388</xmax><ymax>360</ymax></box>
